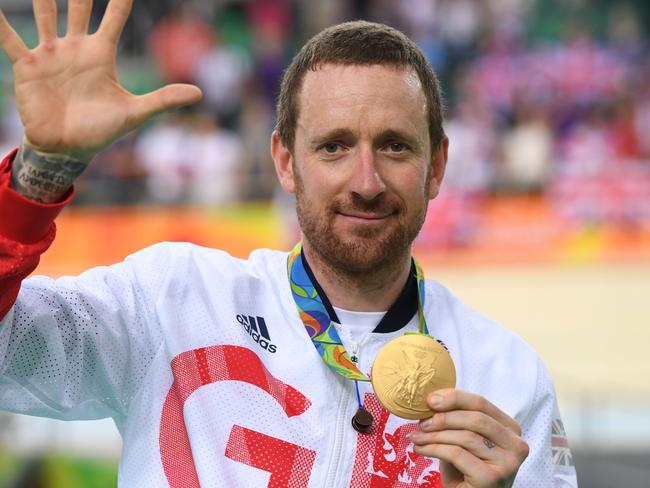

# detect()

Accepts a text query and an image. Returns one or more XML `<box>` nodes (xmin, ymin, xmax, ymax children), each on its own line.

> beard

<box><xmin>294</xmin><ymin>170</ymin><xmax>429</xmax><ymax>276</ymax></box>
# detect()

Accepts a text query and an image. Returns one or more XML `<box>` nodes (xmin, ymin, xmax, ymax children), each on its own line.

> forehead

<box><xmin>296</xmin><ymin>64</ymin><xmax>428</xmax><ymax>140</ymax></box>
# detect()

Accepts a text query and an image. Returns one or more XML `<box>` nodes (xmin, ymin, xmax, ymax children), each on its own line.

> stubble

<box><xmin>293</xmin><ymin>165</ymin><xmax>429</xmax><ymax>280</ymax></box>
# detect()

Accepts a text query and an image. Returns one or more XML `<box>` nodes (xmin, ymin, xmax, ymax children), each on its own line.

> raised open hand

<box><xmin>0</xmin><ymin>0</ymin><xmax>202</xmax><ymax>162</ymax></box>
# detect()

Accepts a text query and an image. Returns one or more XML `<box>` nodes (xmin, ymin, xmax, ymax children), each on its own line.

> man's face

<box><xmin>274</xmin><ymin>64</ymin><xmax>447</xmax><ymax>273</ymax></box>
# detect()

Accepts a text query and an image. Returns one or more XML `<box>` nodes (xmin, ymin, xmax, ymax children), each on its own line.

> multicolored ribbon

<box><xmin>287</xmin><ymin>242</ymin><xmax>429</xmax><ymax>382</ymax></box>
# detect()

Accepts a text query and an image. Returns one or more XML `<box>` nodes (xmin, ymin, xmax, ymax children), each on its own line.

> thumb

<box><xmin>131</xmin><ymin>84</ymin><xmax>203</xmax><ymax>124</ymax></box>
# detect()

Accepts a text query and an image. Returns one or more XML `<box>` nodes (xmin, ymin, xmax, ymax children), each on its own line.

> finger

<box><xmin>97</xmin><ymin>0</ymin><xmax>133</xmax><ymax>44</ymax></box>
<box><xmin>409</xmin><ymin>428</ymin><xmax>506</xmax><ymax>462</ymax></box>
<box><xmin>67</xmin><ymin>0</ymin><xmax>93</xmax><ymax>36</ymax></box>
<box><xmin>427</xmin><ymin>389</ymin><xmax>522</xmax><ymax>434</ymax></box>
<box><xmin>412</xmin><ymin>443</ymin><xmax>492</xmax><ymax>481</ymax></box>
<box><xmin>420</xmin><ymin>410</ymin><xmax>517</xmax><ymax>450</ymax></box>
<box><xmin>414</xmin><ymin>443</ymin><xmax>519</xmax><ymax>487</ymax></box>
<box><xmin>130</xmin><ymin>84</ymin><xmax>203</xmax><ymax>126</ymax></box>
<box><xmin>0</xmin><ymin>9</ymin><xmax>29</xmax><ymax>63</ymax></box>
<box><xmin>33</xmin><ymin>0</ymin><xmax>58</xmax><ymax>42</ymax></box>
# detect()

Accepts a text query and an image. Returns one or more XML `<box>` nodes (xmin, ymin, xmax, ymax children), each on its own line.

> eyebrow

<box><xmin>309</xmin><ymin>128</ymin><xmax>356</xmax><ymax>147</ymax></box>
<box><xmin>375</xmin><ymin>129</ymin><xmax>422</xmax><ymax>150</ymax></box>
<box><xmin>309</xmin><ymin>128</ymin><xmax>423</xmax><ymax>149</ymax></box>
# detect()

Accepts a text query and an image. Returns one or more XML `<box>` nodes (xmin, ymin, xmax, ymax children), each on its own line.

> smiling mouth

<box><xmin>337</xmin><ymin>212</ymin><xmax>395</xmax><ymax>221</ymax></box>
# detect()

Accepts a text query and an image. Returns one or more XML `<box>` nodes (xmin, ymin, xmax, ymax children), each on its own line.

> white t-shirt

<box><xmin>333</xmin><ymin>307</ymin><xmax>388</xmax><ymax>363</ymax></box>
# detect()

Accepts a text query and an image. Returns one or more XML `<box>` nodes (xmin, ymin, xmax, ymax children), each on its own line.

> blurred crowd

<box><xmin>0</xmin><ymin>0</ymin><xmax>649</xmax><ymax>228</ymax></box>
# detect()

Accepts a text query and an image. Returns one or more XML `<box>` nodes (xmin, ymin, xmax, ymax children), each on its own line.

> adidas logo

<box><xmin>236</xmin><ymin>315</ymin><xmax>277</xmax><ymax>354</ymax></box>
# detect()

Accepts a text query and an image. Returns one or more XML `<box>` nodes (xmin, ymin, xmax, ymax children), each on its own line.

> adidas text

<box><xmin>236</xmin><ymin>314</ymin><xmax>277</xmax><ymax>354</ymax></box>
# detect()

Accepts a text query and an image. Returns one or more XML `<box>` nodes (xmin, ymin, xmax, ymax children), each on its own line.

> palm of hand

<box><xmin>14</xmin><ymin>36</ymin><xmax>131</xmax><ymax>159</ymax></box>
<box><xmin>0</xmin><ymin>0</ymin><xmax>201</xmax><ymax>161</ymax></box>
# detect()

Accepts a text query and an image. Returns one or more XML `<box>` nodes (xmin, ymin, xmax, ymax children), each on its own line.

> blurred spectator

<box><xmin>560</xmin><ymin>104</ymin><xmax>613</xmax><ymax>176</ymax></box>
<box><xmin>636</xmin><ymin>89</ymin><xmax>650</xmax><ymax>159</ymax></box>
<box><xmin>196</xmin><ymin>43</ymin><xmax>251</xmax><ymax>130</ymax></box>
<box><xmin>238</xmin><ymin>88</ymin><xmax>277</xmax><ymax>201</ymax></box>
<box><xmin>185</xmin><ymin>112</ymin><xmax>246</xmax><ymax>207</ymax></box>
<box><xmin>486</xmin><ymin>0</ymin><xmax>532</xmax><ymax>44</ymax></box>
<box><xmin>498</xmin><ymin>98</ymin><xmax>554</xmax><ymax>193</ymax></box>
<box><xmin>437</xmin><ymin>0</ymin><xmax>482</xmax><ymax>53</ymax></box>
<box><xmin>610</xmin><ymin>94</ymin><xmax>641</xmax><ymax>160</ymax></box>
<box><xmin>149</xmin><ymin>4</ymin><xmax>215</xmax><ymax>84</ymax></box>
<box><xmin>444</xmin><ymin>101</ymin><xmax>494</xmax><ymax>194</ymax></box>
<box><xmin>135</xmin><ymin>113</ymin><xmax>190</xmax><ymax>204</ymax></box>
<box><xmin>248</xmin><ymin>0</ymin><xmax>293</xmax><ymax>110</ymax></box>
<box><xmin>295</xmin><ymin>0</ymin><xmax>352</xmax><ymax>38</ymax></box>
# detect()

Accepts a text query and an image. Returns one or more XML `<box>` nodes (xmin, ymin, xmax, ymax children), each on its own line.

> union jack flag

<box><xmin>552</xmin><ymin>419</ymin><xmax>574</xmax><ymax>467</ymax></box>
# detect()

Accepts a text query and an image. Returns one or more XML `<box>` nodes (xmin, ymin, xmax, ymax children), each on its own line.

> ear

<box><xmin>427</xmin><ymin>136</ymin><xmax>449</xmax><ymax>200</ymax></box>
<box><xmin>271</xmin><ymin>131</ymin><xmax>296</xmax><ymax>193</ymax></box>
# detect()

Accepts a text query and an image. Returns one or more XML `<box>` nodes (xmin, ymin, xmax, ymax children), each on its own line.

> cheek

<box><xmin>392</xmin><ymin>172</ymin><xmax>428</xmax><ymax>202</ymax></box>
<box><xmin>302</xmin><ymin>174</ymin><xmax>345</xmax><ymax>202</ymax></box>
<box><xmin>296</xmin><ymin>181</ymin><xmax>333</xmax><ymax>213</ymax></box>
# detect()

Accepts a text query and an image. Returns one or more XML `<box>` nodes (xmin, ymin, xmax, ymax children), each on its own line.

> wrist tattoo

<box><xmin>11</xmin><ymin>142</ymin><xmax>88</xmax><ymax>203</ymax></box>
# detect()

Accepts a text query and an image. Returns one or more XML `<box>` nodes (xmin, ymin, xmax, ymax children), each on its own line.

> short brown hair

<box><xmin>275</xmin><ymin>21</ymin><xmax>445</xmax><ymax>151</ymax></box>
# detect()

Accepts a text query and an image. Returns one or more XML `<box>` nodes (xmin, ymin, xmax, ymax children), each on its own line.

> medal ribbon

<box><xmin>287</xmin><ymin>241</ymin><xmax>429</xmax><ymax>382</ymax></box>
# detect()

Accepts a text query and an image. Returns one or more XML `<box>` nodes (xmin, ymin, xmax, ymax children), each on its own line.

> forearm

<box><xmin>10</xmin><ymin>140</ymin><xmax>88</xmax><ymax>203</ymax></box>
<box><xmin>0</xmin><ymin>149</ymin><xmax>72</xmax><ymax>320</ymax></box>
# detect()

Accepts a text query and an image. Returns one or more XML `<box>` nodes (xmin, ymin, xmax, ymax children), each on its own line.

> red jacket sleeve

<box><xmin>0</xmin><ymin>149</ymin><xmax>74</xmax><ymax>319</ymax></box>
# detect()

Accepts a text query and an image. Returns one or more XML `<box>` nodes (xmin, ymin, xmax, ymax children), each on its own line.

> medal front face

<box><xmin>371</xmin><ymin>334</ymin><xmax>456</xmax><ymax>420</ymax></box>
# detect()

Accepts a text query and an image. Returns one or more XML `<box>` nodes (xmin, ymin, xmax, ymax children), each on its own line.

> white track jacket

<box><xmin>0</xmin><ymin>151</ymin><xmax>578</xmax><ymax>487</ymax></box>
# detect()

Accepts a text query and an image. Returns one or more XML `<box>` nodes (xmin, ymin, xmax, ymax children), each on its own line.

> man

<box><xmin>0</xmin><ymin>1</ymin><xmax>577</xmax><ymax>486</ymax></box>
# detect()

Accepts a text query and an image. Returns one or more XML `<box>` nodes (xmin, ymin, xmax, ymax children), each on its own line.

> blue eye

<box><xmin>323</xmin><ymin>143</ymin><xmax>339</xmax><ymax>153</ymax></box>
<box><xmin>389</xmin><ymin>142</ymin><xmax>407</xmax><ymax>152</ymax></box>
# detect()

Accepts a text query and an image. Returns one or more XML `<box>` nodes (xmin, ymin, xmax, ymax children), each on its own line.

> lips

<box><xmin>337</xmin><ymin>211</ymin><xmax>394</xmax><ymax>220</ymax></box>
<box><xmin>332</xmin><ymin>195</ymin><xmax>402</xmax><ymax>222</ymax></box>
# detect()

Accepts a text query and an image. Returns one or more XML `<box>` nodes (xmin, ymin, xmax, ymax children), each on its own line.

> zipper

<box><xmin>350</xmin><ymin>340</ymin><xmax>360</xmax><ymax>364</ymax></box>
<box><xmin>324</xmin><ymin>379</ymin><xmax>351</xmax><ymax>487</ymax></box>
<box><xmin>324</xmin><ymin>334</ymin><xmax>371</xmax><ymax>486</ymax></box>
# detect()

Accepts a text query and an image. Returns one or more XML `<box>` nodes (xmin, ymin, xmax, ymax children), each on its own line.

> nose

<box><xmin>350</xmin><ymin>148</ymin><xmax>385</xmax><ymax>200</ymax></box>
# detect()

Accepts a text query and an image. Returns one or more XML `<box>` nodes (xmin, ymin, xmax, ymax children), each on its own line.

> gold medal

<box><xmin>371</xmin><ymin>333</ymin><xmax>456</xmax><ymax>420</ymax></box>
